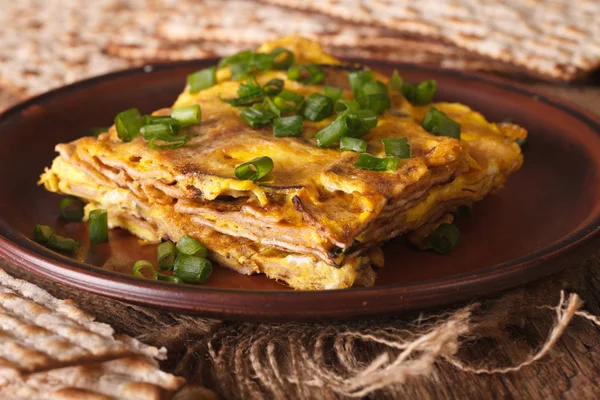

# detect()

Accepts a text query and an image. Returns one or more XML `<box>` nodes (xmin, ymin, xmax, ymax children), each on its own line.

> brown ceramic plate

<box><xmin>0</xmin><ymin>59</ymin><xmax>599</xmax><ymax>321</ymax></box>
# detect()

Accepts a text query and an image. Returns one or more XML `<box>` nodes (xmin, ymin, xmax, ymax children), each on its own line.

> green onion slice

<box><xmin>382</xmin><ymin>137</ymin><xmax>411</xmax><ymax>158</ymax></box>
<box><xmin>187</xmin><ymin>67</ymin><xmax>216</xmax><ymax>94</ymax></box>
<box><xmin>389</xmin><ymin>70</ymin><xmax>403</xmax><ymax>91</ymax></box>
<box><xmin>140</xmin><ymin>123</ymin><xmax>180</xmax><ymax>141</ymax></box>
<box><xmin>421</xmin><ymin>107</ymin><xmax>461</xmax><ymax>139</ymax></box>
<box><xmin>263</xmin><ymin>97</ymin><xmax>281</xmax><ymax>117</ymax></box>
<box><xmin>344</xmin><ymin>109</ymin><xmax>378</xmax><ymax>138</ymax></box>
<box><xmin>173</xmin><ymin>254</ymin><xmax>213</xmax><ymax>284</ymax></box>
<box><xmin>171</xmin><ymin>105</ymin><xmax>201</xmax><ymax>127</ymax></box>
<box><xmin>176</xmin><ymin>235</ymin><xmax>208</xmax><ymax>257</ymax></box>
<box><xmin>316</xmin><ymin>110</ymin><xmax>378</xmax><ymax>147</ymax></box>
<box><xmin>402</xmin><ymin>79</ymin><xmax>437</xmax><ymax>105</ymax></box>
<box><xmin>59</xmin><ymin>197</ymin><xmax>85</xmax><ymax>221</ymax></box>
<box><xmin>273</xmin><ymin>90</ymin><xmax>304</xmax><ymax>113</ymax></box>
<box><xmin>218</xmin><ymin>50</ymin><xmax>273</xmax><ymax>81</ymax></box>
<box><xmin>356</xmin><ymin>80</ymin><xmax>390</xmax><ymax>115</ymax></box>
<box><xmin>335</xmin><ymin>99</ymin><xmax>360</xmax><ymax>114</ymax></box>
<box><xmin>157</xmin><ymin>241</ymin><xmax>177</xmax><ymax>271</ymax></box>
<box><xmin>221</xmin><ymin>75</ymin><xmax>264</xmax><ymax>107</ymax></box>
<box><xmin>47</xmin><ymin>234</ymin><xmax>80</xmax><ymax>253</ymax></box>
<box><xmin>270</xmin><ymin>48</ymin><xmax>295</xmax><ymax>70</ymax></box>
<box><xmin>323</xmin><ymin>86</ymin><xmax>343</xmax><ymax>102</ymax></box>
<box><xmin>340</xmin><ymin>137</ymin><xmax>367</xmax><ymax>153</ymax></box>
<box><xmin>33</xmin><ymin>224</ymin><xmax>53</xmax><ymax>244</ymax></box>
<box><xmin>401</xmin><ymin>83</ymin><xmax>417</xmax><ymax>102</ymax></box>
<box><xmin>354</xmin><ymin>154</ymin><xmax>400</xmax><ymax>171</ymax></box>
<box><xmin>144</xmin><ymin>115</ymin><xmax>179</xmax><ymax>126</ymax></box>
<box><xmin>428</xmin><ymin>223</ymin><xmax>460</xmax><ymax>255</ymax></box>
<box><xmin>234</xmin><ymin>156</ymin><xmax>274</xmax><ymax>181</ymax></box>
<box><xmin>133</xmin><ymin>260</ymin><xmax>158</xmax><ymax>280</ymax></box>
<box><xmin>263</xmin><ymin>78</ymin><xmax>284</xmax><ymax>96</ymax></box>
<box><xmin>414</xmin><ymin>80</ymin><xmax>436</xmax><ymax>105</ymax></box>
<box><xmin>148</xmin><ymin>137</ymin><xmax>190</xmax><ymax>150</ymax></box>
<box><xmin>115</xmin><ymin>108</ymin><xmax>143</xmax><ymax>142</ymax></box>
<box><xmin>301</xmin><ymin>93</ymin><xmax>334</xmax><ymax>121</ymax></box>
<box><xmin>240</xmin><ymin>106</ymin><xmax>277</xmax><ymax>128</ymax></box>
<box><xmin>348</xmin><ymin>70</ymin><xmax>374</xmax><ymax>97</ymax></box>
<box><xmin>287</xmin><ymin>64</ymin><xmax>326</xmax><ymax>85</ymax></box>
<box><xmin>89</xmin><ymin>209</ymin><xmax>108</xmax><ymax>245</ymax></box>
<box><xmin>273</xmin><ymin>115</ymin><xmax>303</xmax><ymax>137</ymax></box>
<box><xmin>454</xmin><ymin>205</ymin><xmax>473</xmax><ymax>219</ymax></box>
<box><xmin>315</xmin><ymin>116</ymin><xmax>346</xmax><ymax>148</ymax></box>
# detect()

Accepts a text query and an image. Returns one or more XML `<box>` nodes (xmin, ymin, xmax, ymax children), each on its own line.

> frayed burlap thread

<box><xmin>3</xmin><ymin>258</ymin><xmax>600</xmax><ymax>399</ymax></box>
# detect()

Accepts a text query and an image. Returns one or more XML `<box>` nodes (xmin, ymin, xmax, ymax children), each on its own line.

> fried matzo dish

<box><xmin>39</xmin><ymin>36</ymin><xmax>526</xmax><ymax>290</ymax></box>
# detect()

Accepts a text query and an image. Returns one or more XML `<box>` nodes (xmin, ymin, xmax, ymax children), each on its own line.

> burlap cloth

<box><xmin>1</xmin><ymin>79</ymin><xmax>600</xmax><ymax>399</ymax></box>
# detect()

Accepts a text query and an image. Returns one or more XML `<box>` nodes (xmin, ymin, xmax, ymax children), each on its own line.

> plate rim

<box><xmin>0</xmin><ymin>59</ymin><xmax>599</xmax><ymax>320</ymax></box>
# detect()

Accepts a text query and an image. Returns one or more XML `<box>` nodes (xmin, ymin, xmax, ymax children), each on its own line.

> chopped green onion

<box><xmin>428</xmin><ymin>223</ymin><xmax>460</xmax><ymax>255</ymax></box>
<box><xmin>402</xmin><ymin>80</ymin><xmax>437</xmax><ymax>105</ymax></box>
<box><xmin>315</xmin><ymin>116</ymin><xmax>347</xmax><ymax>148</ymax></box>
<box><xmin>59</xmin><ymin>197</ymin><xmax>85</xmax><ymax>221</ymax></box>
<box><xmin>263</xmin><ymin>97</ymin><xmax>281</xmax><ymax>117</ymax></box>
<box><xmin>273</xmin><ymin>115</ymin><xmax>303</xmax><ymax>137</ymax></box>
<box><xmin>316</xmin><ymin>110</ymin><xmax>378</xmax><ymax>147</ymax></box>
<box><xmin>33</xmin><ymin>224</ymin><xmax>53</xmax><ymax>244</ymax></box>
<box><xmin>140</xmin><ymin>123</ymin><xmax>179</xmax><ymax>141</ymax></box>
<box><xmin>270</xmin><ymin>48</ymin><xmax>295</xmax><ymax>70</ymax></box>
<box><xmin>187</xmin><ymin>67</ymin><xmax>216</xmax><ymax>94</ymax></box>
<box><xmin>171</xmin><ymin>105</ymin><xmax>201</xmax><ymax>127</ymax></box>
<box><xmin>454</xmin><ymin>205</ymin><xmax>473</xmax><ymax>219</ymax></box>
<box><xmin>323</xmin><ymin>86</ymin><xmax>343</xmax><ymax>102</ymax></box>
<box><xmin>287</xmin><ymin>64</ymin><xmax>326</xmax><ymax>85</ymax></box>
<box><xmin>301</xmin><ymin>93</ymin><xmax>334</xmax><ymax>121</ymax></box>
<box><xmin>133</xmin><ymin>260</ymin><xmax>158</xmax><ymax>280</ymax></box>
<box><xmin>343</xmin><ymin>112</ymin><xmax>368</xmax><ymax>139</ymax></box>
<box><xmin>354</xmin><ymin>154</ymin><xmax>400</xmax><ymax>171</ymax></box>
<box><xmin>173</xmin><ymin>254</ymin><xmax>213</xmax><ymax>284</ymax></box>
<box><xmin>144</xmin><ymin>115</ymin><xmax>179</xmax><ymax>126</ymax></box>
<box><xmin>218</xmin><ymin>50</ymin><xmax>273</xmax><ymax>81</ymax></box>
<box><xmin>221</xmin><ymin>75</ymin><xmax>264</xmax><ymax>107</ymax></box>
<box><xmin>176</xmin><ymin>235</ymin><xmax>208</xmax><ymax>257</ymax></box>
<box><xmin>115</xmin><ymin>108</ymin><xmax>143</xmax><ymax>142</ymax></box>
<box><xmin>240</xmin><ymin>106</ymin><xmax>277</xmax><ymax>128</ymax></box>
<box><xmin>47</xmin><ymin>234</ymin><xmax>80</xmax><ymax>253</ymax></box>
<box><xmin>148</xmin><ymin>137</ymin><xmax>190</xmax><ymax>150</ymax></box>
<box><xmin>88</xmin><ymin>209</ymin><xmax>108</xmax><ymax>245</ymax></box>
<box><xmin>382</xmin><ymin>137</ymin><xmax>411</xmax><ymax>158</ymax></box>
<box><xmin>90</xmin><ymin>127</ymin><xmax>109</xmax><ymax>137</ymax></box>
<box><xmin>263</xmin><ymin>78</ymin><xmax>284</xmax><ymax>96</ymax></box>
<box><xmin>157</xmin><ymin>241</ymin><xmax>177</xmax><ymax>271</ymax></box>
<box><xmin>340</xmin><ymin>137</ymin><xmax>367</xmax><ymax>153</ymax></box>
<box><xmin>414</xmin><ymin>80</ymin><xmax>436</xmax><ymax>105</ymax></box>
<box><xmin>401</xmin><ymin>83</ymin><xmax>417</xmax><ymax>102</ymax></box>
<box><xmin>344</xmin><ymin>109</ymin><xmax>378</xmax><ymax>138</ymax></box>
<box><xmin>348</xmin><ymin>70</ymin><xmax>374</xmax><ymax>97</ymax></box>
<box><xmin>335</xmin><ymin>99</ymin><xmax>360</xmax><ymax>114</ymax></box>
<box><xmin>422</xmin><ymin>107</ymin><xmax>461</xmax><ymax>139</ymax></box>
<box><xmin>515</xmin><ymin>137</ymin><xmax>528</xmax><ymax>147</ymax></box>
<box><xmin>234</xmin><ymin>156</ymin><xmax>274</xmax><ymax>181</ymax></box>
<box><xmin>389</xmin><ymin>70</ymin><xmax>403</xmax><ymax>91</ymax></box>
<box><xmin>356</xmin><ymin>80</ymin><xmax>390</xmax><ymax>115</ymax></box>
<box><xmin>273</xmin><ymin>90</ymin><xmax>304</xmax><ymax>113</ymax></box>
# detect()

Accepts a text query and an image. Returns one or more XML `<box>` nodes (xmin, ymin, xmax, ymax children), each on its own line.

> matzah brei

<box><xmin>260</xmin><ymin>0</ymin><xmax>600</xmax><ymax>81</ymax></box>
